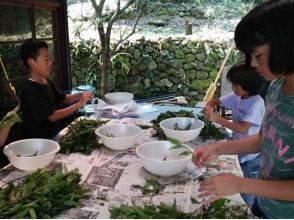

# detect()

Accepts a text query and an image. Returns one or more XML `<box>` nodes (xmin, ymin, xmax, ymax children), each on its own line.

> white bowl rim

<box><xmin>104</xmin><ymin>92</ymin><xmax>134</xmax><ymax>98</ymax></box>
<box><xmin>96</xmin><ymin>124</ymin><xmax>142</xmax><ymax>139</ymax></box>
<box><xmin>136</xmin><ymin>140</ymin><xmax>193</xmax><ymax>164</ymax></box>
<box><xmin>159</xmin><ymin>117</ymin><xmax>204</xmax><ymax>132</ymax></box>
<box><xmin>4</xmin><ymin>138</ymin><xmax>60</xmax><ymax>159</ymax></box>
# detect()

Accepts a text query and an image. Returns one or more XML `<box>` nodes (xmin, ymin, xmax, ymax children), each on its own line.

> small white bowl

<box><xmin>3</xmin><ymin>139</ymin><xmax>60</xmax><ymax>171</ymax></box>
<box><xmin>136</xmin><ymin>140</ymin><xmax>192</xmax><ymax>177</ymax></box>
<box><xmin>160</xmin><ymin>117</ymin><xmax>204</xmax><ymax>142</ymax></box>
<box><xmin>104</xmin><ymin>92</ymin><xmax>134</xmax><ymax>105</ymax></box>
<box><xmin>95</xmin><ymin>124</ymin><xmax>142</xmax><ymax>150</ymax></box>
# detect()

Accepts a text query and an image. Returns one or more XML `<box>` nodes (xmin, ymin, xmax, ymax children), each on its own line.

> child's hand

<box><xmin>204</xmin><ymin>106</ymin><xmax>217</xmax><ymax>122</ymax></box>
<box><xmin>192</xmin><ymin>144</ymin><xmax>219</xmax><ymax>167</ymax></box>
<box><xmin>198</xmin><ymin>173</ymin><xmax>242</xmax><ymax>204</ymax></box>
<box><xmin>205</xmin><ymin>100</ymin><xmax>215</xmax><ymax>108</ymax></box>
<box><xmin>78</xmin><ymin>91</ymin><xmax>92</xmax><ymax>106</ymax></box>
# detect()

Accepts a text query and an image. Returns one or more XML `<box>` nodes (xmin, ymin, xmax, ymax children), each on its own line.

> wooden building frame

<box><xmin>0</xmin><ymin>0</ymin><xmax>71</xmax><ymax>116</ymax></box>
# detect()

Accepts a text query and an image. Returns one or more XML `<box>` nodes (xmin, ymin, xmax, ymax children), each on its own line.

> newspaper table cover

<box><xmin>0</xmin><ymin>118</ymin><xmax>244</xmax><ymax>219</ymax></box>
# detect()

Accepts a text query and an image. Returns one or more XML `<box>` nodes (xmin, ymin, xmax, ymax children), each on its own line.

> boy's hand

<box><xmin>78</xmin><ymin>91</ymin><xmax>92</xmax><ymax>106</ymax></box>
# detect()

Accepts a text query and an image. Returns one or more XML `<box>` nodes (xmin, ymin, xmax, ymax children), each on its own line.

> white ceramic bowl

<box><xmin>160</xmin><ymin>117</ymin><xmax>204</xmax><ymax>142</ymax></box>
<box><xmin>104</xmin><ymin>92</ymin><xmax>134</xmax><ymax>105</ymax></box>
<box><xmin>3</xmin><ymin>139</ymin><xmax>60</xmax><ymax>171</ymax></box>
<box><xmin>136</xmin><ymin>140</ymin><xmax>192</xmax><ymax>177</ymax></box>
<box><xmin>95</xmin><ymin>124</ymin><xmax>142</xmax><ymax>150</ymax></box>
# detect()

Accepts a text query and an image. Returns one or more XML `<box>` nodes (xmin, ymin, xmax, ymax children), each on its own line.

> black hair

<box><xmin>19</xmin><ymin>38</ymin><xmax>48</xmax><ymax>69</ymax></box>
<box><xmin>235</xmin><ymin>0</ymin><xmax>294</xmax><ymax>75</ymax></box>
<box><xmin>227</xmin><ymin>63</ymin><xmax>264</xmax><ymax>96</ymax></box>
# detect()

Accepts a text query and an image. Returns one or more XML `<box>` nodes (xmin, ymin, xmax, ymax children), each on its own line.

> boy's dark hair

<box><xmin>227</xmin><ymin>63</ymin><xmax>263</xmax><ymax>96</ymax></box>
<box><xmin>19</xmin><ymin>38</ymin><xmax>48</xmax><ymax>68</ymax></box>
<box><xmin>234</xmin><ymin>0</ymin><xmax>294</xmax><ymax>75</ymax></box>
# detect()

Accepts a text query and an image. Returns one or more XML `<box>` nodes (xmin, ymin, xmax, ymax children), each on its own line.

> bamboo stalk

<box><xmin>0</xmin><ymin>55</ymin><xmax>20</xmax><ymax>104</ymax></box>
<box><xmin>202</xmin><ymin>42</ymin><xmax>235</xmax><ymax>102</ymax></box>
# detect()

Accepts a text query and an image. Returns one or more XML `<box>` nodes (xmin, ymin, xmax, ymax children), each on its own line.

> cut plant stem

<box><xmin>106</xmin><ymin>132</ymin><xmax>115</xmax><ymax>137</ymax></box>
<box><xmin>174</xmin><ymin>122</ymin><xmax>192</xmax><ymax>130</ymax></box>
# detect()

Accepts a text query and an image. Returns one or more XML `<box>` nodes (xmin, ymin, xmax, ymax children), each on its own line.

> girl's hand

<box><xmin>204</xmin><ymin>106</ymin><xmax>217</xmax><ymax>122</ymax></box>
<box><xmin>198</xmin><ymin>173</ymin><xmax>242</xmax><ymax>203</ymax></box>
<box><xmin>192</xmin><ymin>144</ymin><xmax>220</xmax><ymax>167</ymax></box>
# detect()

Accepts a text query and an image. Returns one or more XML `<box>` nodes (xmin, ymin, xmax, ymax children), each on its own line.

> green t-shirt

<box><xmin>258</xmin><ymin>78</ymin><xmax>294</xmax><ymax>218</ymax></box>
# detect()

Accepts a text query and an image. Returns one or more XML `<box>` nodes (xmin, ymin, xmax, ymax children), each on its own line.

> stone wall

<box><xmin>70</xmin><ymin>37</ymin><xmax>241</xmax><ymax>106</ymax></box>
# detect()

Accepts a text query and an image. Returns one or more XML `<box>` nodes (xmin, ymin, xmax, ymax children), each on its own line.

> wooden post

<box><xmin>185</xmin><ymin>20</ymin><xmax>192</xmax><ymax>35</ymax></box>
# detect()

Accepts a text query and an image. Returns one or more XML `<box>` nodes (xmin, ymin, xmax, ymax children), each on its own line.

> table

<box><xmin>0</xmin><ymin>107</ymin><xmax>245</xmax><ymax>219</ymax></box>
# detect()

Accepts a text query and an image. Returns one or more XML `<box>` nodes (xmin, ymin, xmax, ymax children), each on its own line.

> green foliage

<box><xmin>168</xmin><ymin>138</ymin><xmax>192</xmax><ymax>156</ymax></box>
<box><xmin>71</xmin><ymin>40</ymin><xmax>101</xmax><ymax>87</ymax></box>
<box><xmin>202</xmin><ymin>0</ymin><xmax>257</xmax><ymax>19</ymax></box>
<box><xmin>195</xmin><ymin>114</ymin><xmax>226</xmax><ymax>140</ymax></box>
<box><xmin>109</xmin><ymin>198</ymin><xmax>254</xmax><ymax>219</ymax></box>
<box><xmin>149</xmin><ymin>0</ymin><xmax>196</xmax><ymax>3</ymax></box>
<box><xmin>151</xmin><ymin>110</ymin><xmax>226</xmax><ymax>140</ymax></box>
<box><xmin>132</xmin><ymin>179</ymin><xmax>164</xmax><ymax>195</ymax></box>
<box><xmin>111</xmin><ymin>52</ymin><xmax>132</xmax><ymax>76</ymax></box>
<box><xmin>59</xmin><ymin>118</ymin><xmax>106</xmax><ymax>155</ymax></box>
<box><xmin>151</xmin><ymin>110</ymin><xmax>196</xmax><ymax>140</ymax></box>
<box><xmin>0</xmin><ymin>165</ymin><xmax>86</xmax><ymax>218</ymax></box>
<box><xmin>0</xmin><ymin>44</ymin><xmax>25</xmax><ymax>94</ymax></box>
<box><xmin>0</xmin><ymin>105</ymin><xmax>21</xmax><ymax>128</ymax></box>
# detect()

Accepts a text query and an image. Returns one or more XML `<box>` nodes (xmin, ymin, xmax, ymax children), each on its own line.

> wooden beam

<box><xmin>0</xmin><ymin>0</ymin><xmax>60</xmax><ymax>9</ymax></box>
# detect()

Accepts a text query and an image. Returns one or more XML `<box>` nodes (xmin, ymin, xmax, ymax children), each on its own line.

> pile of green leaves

<box><xmin>151</xmin><ymin>110</ymin><xmax>195</xmax><ymax>140</ymax></box>
<box><xmin>59</xmin><ymin>118</ymin><xmax>106</xmax><ymax>155</ymax></box>
<box><xmin>0</xmin><ymin>165</ymin><xmax>86</xmax><ymax>218</ymax></box>
<box><xmin>194</xmin><ymin>198</ymin><xmax>253</xmax><ymax>218</ymax></box>
<box><xmin>109</xmin><ymin>198</ymin><xmax>254</xmax><ymax>219</ymax></box>
<box><xmin>132</xmin><ymin>179</ymin><xmax>164</xmax><ymax>195</ymax></box>
<box><xmin>195</xmin><ymin>115</ymin><xmax>226</xmax><ymax>140</ymax></box>
<box><xmin>151</xmin><ymin>110</ymin><xmax>226</xmax><ymax>140</ymax></box>
<box><xmin>0</xmin><ymin>105</ymin><xmax>22</xmax><ymax>128</ymax></box>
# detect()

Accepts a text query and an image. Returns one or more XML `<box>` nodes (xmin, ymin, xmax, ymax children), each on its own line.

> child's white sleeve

<box><xmin>220</xmin><ymin>92</ymin><xmax>236</xmax><ymax>109</ymax></box>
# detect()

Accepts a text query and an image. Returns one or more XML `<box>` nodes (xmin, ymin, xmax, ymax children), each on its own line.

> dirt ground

<box><xmin>67</xmin><ymin>1</ymin><xmax>248</xmax><ymax>43</ymax></box>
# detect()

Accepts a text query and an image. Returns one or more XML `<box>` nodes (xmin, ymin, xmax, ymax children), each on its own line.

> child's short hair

<box><xmin>235</xmin><ymin>0</ymin><xmax>294</xmax><ymax>75</ymax></box>
<box><xmin>19</xmin><ymin>38</ymin><xmax>48</xmax><ymax>68</ymax></box>
<box><xmin>227</xmin><ymin>63</ymin><xmax>263</xmax><ymax>96</ymax></box>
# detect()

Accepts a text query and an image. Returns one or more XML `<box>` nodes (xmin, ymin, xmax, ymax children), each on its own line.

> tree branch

<box><xmin>114</xmin><ymin>8</ymin><xmax>143</xmax><ymax>52</ymax></box>
<box><xmin>107</xmin><ymin>0</ymin><xmax>134</xmax><ymax>32</ymax></box>
<box><xmin>90</xmin><ymin>0</ymin><xmax>105</xmax><ymax>17</ymax></box>
<box><xmin>90</xmin><ymin>0</ymin><xmax>106</xmax><ymax>45</ymax></box>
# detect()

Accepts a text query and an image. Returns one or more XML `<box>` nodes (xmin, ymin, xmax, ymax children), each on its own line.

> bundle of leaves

<box><xmin>132</xmin><ymin>178</ymin><xmax>164</xmax><ymax>195</ymax></box>
<box><xmin>0</xmin><ymin>165</ymin><xmax>86</xmax><ymax>218</ymax></box>
<box><xmin>195</xmin><ymin>115</ymin><xmax>226</xmax><ymax>140</ymax></box>
<box><xmin>109</xmin><ymin>198</ymin><xmax>254</xmax><ymax>219</ymax></box>
<box><xmin>59</xmin><ymin>118</ymin><xmax>106</xmax><ymax>155</ymax></box>
<box><xmin>151</xmin><ymin>110</ymin><xmax>226</xmax><ymax>140</ymax></box>
<box><xmin>0</xmin><ymin>105</ymin><xmax>22</xmax><ymax>128</ymax></box>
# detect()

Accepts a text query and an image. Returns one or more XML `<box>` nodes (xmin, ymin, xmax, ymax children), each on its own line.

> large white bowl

<box><xmin>104</xmin><ymin>92</ymin><xmax>134</xmax><ymax>105</ymax></box>
<box><xmin>95</xmin><ymin>124</ymin><xmax>142</xmax><ymax>150</ymax></box>
<box><xmin>160</xmin><ymin>117</ymin><xmax>204</xmax><ymax>142</ymax></box>
<box><xmin>136</xmin><ymin>140</ymin><xmax>192</xmax><ymax>177</ymax></box>
<box><xmin>3</xmin><ymin>139</ymin><xmax>60</xmax><ymax>171</ymax></box>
